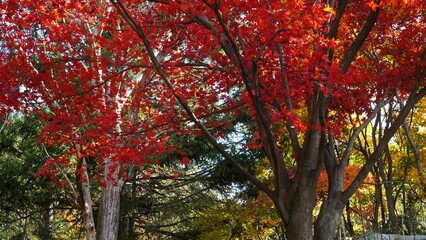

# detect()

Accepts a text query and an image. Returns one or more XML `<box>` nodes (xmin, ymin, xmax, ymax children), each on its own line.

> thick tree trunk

<box><xmin>285</xmin><ymin>170</ymin><xmax>320</xmax><ymax>239</ymax></box>
<box><xmin>314</xmin><ymin>199</ymin><xmax>345</xmax><ymax>240</ymax></box>
<box><xmin>97</xmin><ymin>183</ymin><xmax>121</xmax><ymax>240</ymax></box>
<box><xmin>285</xmin><ymin>194</ymin><xmax>315</xmax><ymax>240</ymax></box>
<box><xmin>97</xmin><ymin>159</ymin><xmax>123</xmax><ymax>240</ymax></box>
<box><xmin>283</xmin><ymin>91</ymin><xmax>325</xmax><ymax>240</ymax></box>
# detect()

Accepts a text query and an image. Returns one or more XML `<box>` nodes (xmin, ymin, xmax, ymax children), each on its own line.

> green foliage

<box><xmin>0</xmin><ymin>115</ymin><xmax>79</xmax><ymax>239</ymax></box>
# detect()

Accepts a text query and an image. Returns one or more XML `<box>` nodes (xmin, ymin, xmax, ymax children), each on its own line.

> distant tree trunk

<box><xmin>97</xmin><ymin>158</ymin><xmax>123</xmax><ymax>240</ymax></box>
<box><xmin>128</xmin><ymin>168</ymin><xmax>137</xmax><ymax>239</ymax></box>
<box><xmin>345</xmin><ymin>202</ymin><xmax>355</xmax><ymax>236</ymax></box>
<box><xmin>38</xmin><ymin>198</ymin><xmax>52</xmax><ymax>239</ymax></box>
<box><xmin>380</xmin><ymin>148</ymin><xmax>399</xmax><ymax>232</ymax></box>
<box><xmin>373</xmin><ymin>167</ymin><xmax>381</xmax><ymax>232</ymax></box>
<box><xmin>119</xmin><ymin>168</ymin><xmax>137</xmax><ymax>240</ymax></box>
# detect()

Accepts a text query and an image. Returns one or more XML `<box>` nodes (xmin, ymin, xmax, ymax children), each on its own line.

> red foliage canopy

<box><xmin>0</xmin><ymin>0</ymin><xmax>424</xmax><ymax>187</ymax></box>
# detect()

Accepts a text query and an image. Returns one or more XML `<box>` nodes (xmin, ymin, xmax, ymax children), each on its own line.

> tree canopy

<box><xmin>1</xmin><ymin>0</ymin><xmax>425</xmax><ymax>239</ymax></box>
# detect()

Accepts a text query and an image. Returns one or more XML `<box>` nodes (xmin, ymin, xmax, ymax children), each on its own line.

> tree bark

<box><xmin>39</xmin><ymin>201</ymin><xmax>53</xmax><ymax>239</ymax></box>
<box><xmin>285</xmin><ymin>185</ymin><xmax>317</xmax><ymax>240</ymax></box>
<box><xmin>314</xmin><ymin>199</ymin><xmax>345</xmax><ymax>240</ymax></box>
<box><xmin>97</xmin><ymin>184</ymin><xmax>121</xmax><ymax>240</ymax></box>
<box><xmin>77</xmin><ymin>158</ymin><xmax>96</xmax><ymax>240</ymax></box>
<box><xmin>282</xmin><ymin>89</ymin><xmax>326</xmax><ymax>240</ymax></box>
<box><xmin>379</xmin><ymin>149</ymin><xmax>399</xmax><ymax>232</ymax></box>
<box><xmin>97</xmin><ymin>159</ymin><xmax>123</xmax><ymax>240</ymax></box>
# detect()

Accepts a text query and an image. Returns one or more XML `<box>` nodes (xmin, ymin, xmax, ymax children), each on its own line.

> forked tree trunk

<box><xmin>282</xmin><ymin>92</ymin><xmax>325</xmax><ymax>240</ymax></box>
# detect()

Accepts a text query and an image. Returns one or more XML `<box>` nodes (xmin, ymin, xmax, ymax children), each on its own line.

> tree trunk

<box><xmin>373</xmin><ymin>167</ymin><xmax>381</xmax><ymax>232</ymax></box>
<box><xmin>80</xmin><ymin>180</ymin><xmax>97</xmax><ymax>240</ymax></box>
<box><xmin>345</xmin><ymin>202</ymin><xmax>355</xmax><ymax>236</ymax></box>
<box><xmin>314</xmin><ymin>198</ymin><xmax>345</xmax><ymax>240</ymax></box>
<box><xmin>379</xmin><ymin>149</ymin><xmax>399</xmax><ymax>232</ymax></box>
<box><xmin>118</xmin><ymin>172</ymin><xmax>136</xmax><ymax>240</ymax></box>
<box><xmin>284</xmin><ymin>170</ymin><xmax>320</xmax><ymax>239</ymax></box>
<box><xmin>97</xmin><ymin>182</ymin><xmax>122</xmax><ymax>240</ymax></box>
<box><xmin>97</xmin><ymin>159</ymin><xmax>123</xmax><ymax>240</ymax></box>
<box><xmin>283</xmin><ymin>93</ymin><xmax>325</xmax><ymax>240</ymax></box>
<box><xmin>40</xmin><ymin>201</ymin><xmax>52</xmax><ymax>239</ymax></box>
<box><xmin>285</xmin><ymin>194</ymin><xmax>315</xmax><ymax>240</ymax></box>
<box><xmin>77</xmin><ymin>158</ymin><xmax>96</xmax><ymax>240</ymax></box>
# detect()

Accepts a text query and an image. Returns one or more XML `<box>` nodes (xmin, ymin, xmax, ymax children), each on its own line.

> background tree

<box><xmin>0</xmin><ymin>115</ymin><xmax>81</xmax><ymax>239</ymax></box>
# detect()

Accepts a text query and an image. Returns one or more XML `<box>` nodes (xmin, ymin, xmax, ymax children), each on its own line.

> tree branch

<box><xmin>339</xmin><ymin>93</ymin><xmax>394</xmax><ymax>169</ymax></box>
<box><xmin>340</xmin><ymin>6</ymin><xmax>380</xmax><ymax>73</ymax></box>
<box><xmin>342</xmin><ymin>87</ymin><xmax>426</xmax><ymax>202</ymax></box>
<box><xmin>110</xmin><ymin>0</ymin><xmax>277</xmax><ymax>211</ymax></box>
<box><xmin>203</xmin><ymin>0</ymin><xmax>290</xmax><ymax>195</ymax></box>
<box><xmin>277</xmin><ymin>45</ymin><xmax>300</xmax><ymax>154</ymax></box>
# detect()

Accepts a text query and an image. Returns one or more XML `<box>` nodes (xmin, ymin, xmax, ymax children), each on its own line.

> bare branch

<box><xmin>342</xmin><ymin>87</ymin><xmax>426</xmax><ymax>202</ymax></box>
<box><xmin>339</xmin><ymin>93</ymin><xmax>394</xmax><ymax>169</ymax></box>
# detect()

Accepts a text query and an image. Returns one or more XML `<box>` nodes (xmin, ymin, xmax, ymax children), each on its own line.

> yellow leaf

<box><xmin>323</xmin><ymin>6</ymin><xmax>335</xmax><ymax>14</ymax></box>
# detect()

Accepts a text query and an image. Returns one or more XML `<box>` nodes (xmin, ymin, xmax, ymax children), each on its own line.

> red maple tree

<box><xmin>1</xmin><ymin>0</ymin><xmax>425</xmax><ymax>239</ymax></box>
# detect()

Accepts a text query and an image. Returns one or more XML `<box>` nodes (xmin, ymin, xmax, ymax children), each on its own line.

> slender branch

<box><xmin>0</xmin><ymin>114</ymin><xmax>8</xmax><ymax>134</ymax></box>
<box><xmin>141</xmin><ymin>217</ymin><xmax>197</xmax><ymax>229</ymax></box>
<box><xmin>116</xmin><ymin>101</ymin><xmax>244</xmax><ymax>136</ymax></box>
<box><xmin>175</xmin><ymin>61</ymin><xmax>230</xmax><ymax>72</ymax></box>
<box><xmin>277</xmin><ymin>45</ymin><xmax>300</xmax><ymax>153</ymax></box>
<box><xmin>40</xmin><ymin>66</ymin><xmax>136</xmax><ymax>105</ymax></box>
<box><xmin>401</xmin><ymin>113</ymin><xmax>425</xmax><ymax>186</ymax></box>
<box><xmin>339</xmin><ymin>93</ymin><xmax>394</xmax><ymax>169</ymax></box>
<box><xmin>342</xmin><ymin>87</ymin><xmax>426</xmax><ymax>202</ymax></box>
<box><xmin>41</xmin><ymin>144</ymin><xmax>79</xmax><ymax>200</ymax></box>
